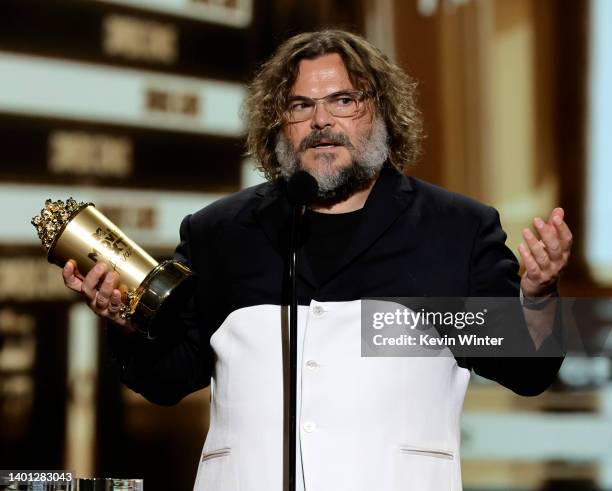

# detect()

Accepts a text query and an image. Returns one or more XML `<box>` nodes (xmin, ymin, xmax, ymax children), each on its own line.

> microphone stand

<box><xmin>285</xmin><ymin>170</ymin><xmax>317</xmax><ymax>491</ymax></box>
<box><xmin>288</xmin><ymin>203</ymin><xmax>304</xmax><ymax>491</ymax></box>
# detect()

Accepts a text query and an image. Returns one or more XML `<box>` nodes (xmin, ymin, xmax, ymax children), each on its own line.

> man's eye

<box><xmin>334</xmin><ymin>96</ymin><xmax>354</xmax><ymax>106</ymax></box>
<box><xmin>290</xmin><ymin>101</ymin><xmax>311</xmax><ymax>111</ymax></box>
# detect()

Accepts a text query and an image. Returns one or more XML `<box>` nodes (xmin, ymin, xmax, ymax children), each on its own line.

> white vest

<box><xmin>193</xmin><ymin>300</ymin><xmax>470</xmax><ymax>491</ymax></box>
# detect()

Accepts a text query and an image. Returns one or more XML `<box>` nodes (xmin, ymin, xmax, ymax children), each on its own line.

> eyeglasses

<box><xmin>285</xmin><ymin>90</ymin><xmax>370</xmax><ymax>123</ymax></box>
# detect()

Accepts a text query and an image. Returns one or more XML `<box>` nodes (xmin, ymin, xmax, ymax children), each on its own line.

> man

<box><xmin>62</xmin><ymin>30</ymin><xmax>572</xmax><ymax>491</ymax></box>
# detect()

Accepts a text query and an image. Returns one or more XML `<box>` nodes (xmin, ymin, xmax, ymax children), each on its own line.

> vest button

<box><xmin>312</xmin><ymin>305</ymin><xmax>325</xmax><ymax>317</ymax></box>
<box><xmin>305</xmin><ymin>359</ymin><xmax>319</xmax><ymax>369</ymax></box>
<box><xmin>302</xmin><ymin>421</ymin><xmax>317</xmax><ymax>433</ymax></box>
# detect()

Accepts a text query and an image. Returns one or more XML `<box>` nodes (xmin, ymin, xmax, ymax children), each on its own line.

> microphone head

<box><xmin>286</xmin><ymin>170</ymin><xmax>319</xmax><ymax>206</ymax></box>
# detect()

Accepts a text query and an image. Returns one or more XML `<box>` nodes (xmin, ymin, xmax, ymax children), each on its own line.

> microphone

<box><xmin>287</xmin><ymin>170</ymin><xmax>319</xmax><ymax>206</ymax></box>
<box><xmin>285</xmin><ymin>170</ymin><xmax>317</xmax><ymax>491</ymax></box>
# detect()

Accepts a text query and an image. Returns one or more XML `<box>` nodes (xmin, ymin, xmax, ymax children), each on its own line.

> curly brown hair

<box><xmin>242</xmin><ymin>29</ymin><xmax>423</xmax><ymax>181</ymax></box>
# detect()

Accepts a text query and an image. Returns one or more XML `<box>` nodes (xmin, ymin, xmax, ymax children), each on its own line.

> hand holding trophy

<box><xmin>63</xmin><ymin>259</ymin><xmax>129</xmax><ymax>329</ymax></box>
<box><xmin>32</xmin><ymin>198</ymin><xmax>195</xmax><ymax>338</ymax></box>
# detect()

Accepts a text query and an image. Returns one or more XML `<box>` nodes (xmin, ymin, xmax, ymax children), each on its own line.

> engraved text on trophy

<box><xmin>88</xmin><ymin>226</ymin><xmax>133</xmax><ymax>270</ymax></box>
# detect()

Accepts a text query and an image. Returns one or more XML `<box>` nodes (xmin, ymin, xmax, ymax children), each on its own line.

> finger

<box><xmin>534</xmin><ymin>217</ymin><xmax>562</xmax><ymax>261</ymax></box>
<box><xmin>72</xmin><ymin>260</ymin><xmax>85</xmax><ymax>281</ymax></box>
<box><xmin>81</xmin><ymin>262</ymin><xmax>107</xmax><ymax>300</ymax></box>
<box><xmin>96</xmin><ymin>271</ymin><xmax>119</xmax><ymax>310</ymax></box>
<box><xmin>108</xmin><ymin>290</ymin><xmax>128</xmax><ymax>327</ymax></box>
<box><xmin>547</xmin><ymin>207</ymin><xmax>564</xmax><ymax>225</ymax></box>
<box><xmin>107</xmin><ymin>289</ymin><xmax>123</xmax><ymax>315</ymax></box>
<box><xmin>551</xmin><ymin>215</ymin><xmax>573</xmax><ymax>251</ymax></box>
<box><xmin>518</xmin><ymin>242</ymin><xmax>542</xmax><ymax>281</ymax></box>
<box><xmin>522</xmin><ymin>227</ymin><xmax>550</xmax><ymax>269</ymax></box>
<box><xmin>62</xmin><ymin>260</ymin><xmax>83</xmax><ymax>292</ymax></box>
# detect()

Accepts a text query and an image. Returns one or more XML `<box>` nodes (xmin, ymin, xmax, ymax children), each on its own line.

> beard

<box><xmin>274</xmin><ymin>115</ymin><xmax>390</xmax><ymax>204</ymax></box>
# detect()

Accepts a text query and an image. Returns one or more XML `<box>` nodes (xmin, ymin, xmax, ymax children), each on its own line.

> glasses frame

<box><xmin>284</xmin><ymin>89</ymin><xmax>371</xmax><ymax>123</ymax></box>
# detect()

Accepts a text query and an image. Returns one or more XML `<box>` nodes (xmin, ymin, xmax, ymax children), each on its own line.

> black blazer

<box><xmin>110</xmin><ymin>166</ymin><xmax>563</xmax><ymax>405</ymax></box>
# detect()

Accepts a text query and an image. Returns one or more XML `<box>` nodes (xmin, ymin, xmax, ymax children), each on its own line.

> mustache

<box><xmin>297</xmin><ymin>129</ymin><xmax>354</xmax><ymax>152</ymax></box>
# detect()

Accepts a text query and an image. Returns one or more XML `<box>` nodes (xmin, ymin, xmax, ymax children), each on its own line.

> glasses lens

<box><xmin>326</xmin><ymin>93</ymin><xmax>359</xmax><ymax>117</ymax></box>
<box><xmin>285</xmin><ymin>92</ymin><xmax>364</xmax><ymax>122</ymax></box>
<box><xmin>287</xmin><ymin>100</ymin><xmax>313</xmax><ymax>122</ymax></box>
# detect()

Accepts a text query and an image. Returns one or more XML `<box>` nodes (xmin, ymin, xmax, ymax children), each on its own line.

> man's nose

<box><xmin>310</xmin><ymin>101</ymin><xmax>335</xmax><ymax>129</ymax></box>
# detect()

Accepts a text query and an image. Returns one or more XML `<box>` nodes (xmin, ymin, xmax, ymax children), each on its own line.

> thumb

<box><xmin>63</xmin><ymin>260</ymin><xmax>83</xmax><ymax>291</ymax></box>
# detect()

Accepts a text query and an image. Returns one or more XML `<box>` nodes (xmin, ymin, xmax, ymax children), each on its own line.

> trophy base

<box><xmin>129</xmin><ymin>260</ymin><xmax>195</xmax><ymax>339</ymax></box>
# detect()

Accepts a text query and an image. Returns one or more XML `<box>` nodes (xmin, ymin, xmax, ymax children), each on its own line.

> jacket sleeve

<box><xmin>106</xmin><ymin>213</ymin><xmax>213</xmax><ymax>406</ymax></box>
<box><xmin>466</xmin><ymin>206</ymin><xmax>564</xmax><ymax>396</ymax></box>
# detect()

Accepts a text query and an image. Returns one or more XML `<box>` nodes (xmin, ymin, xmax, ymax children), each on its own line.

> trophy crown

<box><xmin>31</xmin><ymin>197</ymin><xmax>89</xmax><ymax>251</ymax></box>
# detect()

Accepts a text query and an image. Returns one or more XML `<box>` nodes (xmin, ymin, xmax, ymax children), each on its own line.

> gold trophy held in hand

<box><xmin>32</xmin><ymin>198</ymin><xmax>194</xmax><ymax>338</ymax></box>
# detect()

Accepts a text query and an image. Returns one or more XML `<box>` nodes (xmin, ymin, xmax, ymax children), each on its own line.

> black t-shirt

<box><xmin>304</xmin><ymin>207</ymin><xmax>364</xmax><ymax>285</ymax></box>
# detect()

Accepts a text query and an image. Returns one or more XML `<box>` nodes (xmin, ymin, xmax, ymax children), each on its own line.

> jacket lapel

<box><xmin>253</xmin><ymin>166</ymin><xmax>415</xmax><ymax>289</ymax></box>
<box><xmin>254</xmin><ymin>182</ymin><xmax>290</xmax><ymax>252</ymax></box>
<box><xmin>326</xmin><ymin>166</ymin><xmax>414</xmax><ymax>281</ymax></box>
<box><xmin>254</xmin><ymin>182</ymin><xmax>319</xmax><ymax>288</ymax></box>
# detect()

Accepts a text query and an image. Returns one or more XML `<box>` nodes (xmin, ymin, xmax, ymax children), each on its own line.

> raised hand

<box><xmin>518</xmin><ymin>207</ymin><xmax>573</xmax><ymax>298</ymax></box>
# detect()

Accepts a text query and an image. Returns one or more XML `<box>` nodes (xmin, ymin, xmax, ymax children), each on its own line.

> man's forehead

<box><xmin>290</xmin><ymin>53</ymin><xmax>355</xmax><ymax>97</ymax></box>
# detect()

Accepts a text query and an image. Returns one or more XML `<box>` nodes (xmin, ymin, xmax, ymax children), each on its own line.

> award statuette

<box><xmin>31</xmin><ymin>198</ymin><xmax>194</xmax><ymax>338</ymax></box>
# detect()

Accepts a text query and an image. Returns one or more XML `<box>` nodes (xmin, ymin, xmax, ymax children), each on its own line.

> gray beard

<box><xmin>274</xmin><ymin>115</ymin><xmax>390</xmax><ymax>203</ymax></box>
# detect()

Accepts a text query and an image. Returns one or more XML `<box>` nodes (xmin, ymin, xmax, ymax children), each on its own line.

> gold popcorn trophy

<box><xmin>32</xmin><ymin>198</ymin><xmax>194</xmax><ymax>338</ymax></box>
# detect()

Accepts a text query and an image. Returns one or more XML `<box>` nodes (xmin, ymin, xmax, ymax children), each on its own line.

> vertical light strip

<box><xmin>65</xmin><ymin>304</ymin><xmax>99</xmax><ymax>477</ymax></box>
<box><xmin>587</xmin><ymin>0</ymin><xmax>612</xmax><ymax>283</ymax></box>
<box><xmin>364</xmin><ymin>0</ymin><xmax>396</xmax><ymax>61</ymax></box>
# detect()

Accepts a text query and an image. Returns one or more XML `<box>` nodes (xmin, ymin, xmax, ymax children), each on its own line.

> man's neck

<box><xmin>309</xmin><ymin>174</ymin><xmax>378</xmax><ymax>214</ymax></box>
